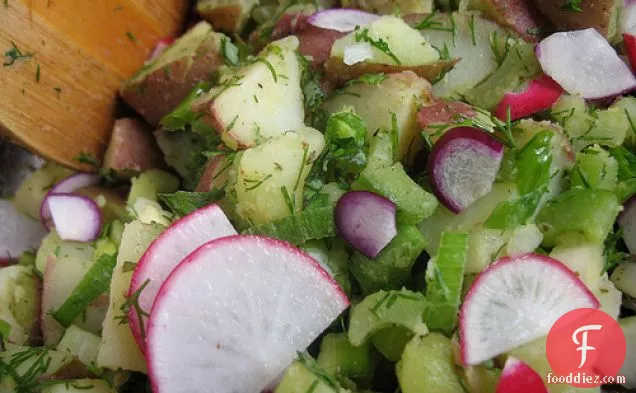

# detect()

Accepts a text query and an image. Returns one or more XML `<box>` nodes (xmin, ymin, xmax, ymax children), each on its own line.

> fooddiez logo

<box><xmin>545</xmin><ymin>308</ymin><xmax>626</xmax><ymax>388</ymax></box>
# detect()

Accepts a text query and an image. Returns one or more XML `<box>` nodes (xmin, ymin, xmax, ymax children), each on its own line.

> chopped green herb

<box><xmin>358</xmin><ymin>73</ymin><xmax>386</xmax><ymax>85</ymax></box>
<box><xmin>158</xmin><ymin>190</ymin><xmax>224</xmax><ymax>217</ymax></box>
<box><xmin>0</xmin><ymin>319</ymin><xmax>10</xmax><ymax>339</ymax></box>
<box><xmin>35</xmin><ymin>63</ymin><xmax>40</xmax><ymax>82</ymax></box>
<box><xmin>281</xmin><ymin>186</ymin><xmax>296</xmax><ymax>215</ymax></box>
<box><xmin>390</xmin><ymin>111</ymin><xmax>399</xmax><ymax>161</ymax></box>
<box><xmin>3</xmin><ymin>41</ymin><xmax>34</xmax><ymax>67</ymax></box>
<box><xmin>74</xmin><ymin>151</ymin><xmax>98</xmax><ymax>167</ymax></box>
<box><xmin>221</xmin><ymin>37</ymin><xmax>240</xmax><ymax>66</ymax></box>
<box><xmin>561</xmin><ymin>0</ymin><xmax>583</xmax><ymax>12</ymax></box>
<box><xmin>115</xmin><ymin>279</ymin><xmax>150</xmax><ymax>341</ymax></box>
<box><xmin>253</xmin><ymin>58</ymin><xmax>277</xmax><ymax>82</ymax></box>
<box><xmin>469</xmin><ymin>14</ymin><xmax>477</xmax><ymax>46</ymax></box>
<box><xmin>125</xmin><ymin>31</ymin><xmax>138</xmax><ymax>43</ymax></box>
<box><xmin>415</xmin><ymin>12</ymin><xmax>455</xmax><ymax>33</ymax></box>
<box><xmin>122</xmin><ymin>261</ymin><xmax>136</xmax><ymax>273</ymax></box>
<box><xmin>226</xmin><ymin>115</ymin><xmax>239</xmax><ymax>132</ymax></box>
<box><xmin>354</xmin><ymin>28</ymin><xmax>401</xmax><ymax>65</ymax></box>
<box><xmin>53</xmin><ymin>86</ymin><xmax>62</xmax><ymax>97</ymax></box>
<box><xmin>244</xmin><ymin>174</ymin><xmax>273</xmax><ymax>191</ymax></box>
<box><xmin>294</xmin><ymin>145</ymin><xmax>309</xmax><ymax>191</ymax></box>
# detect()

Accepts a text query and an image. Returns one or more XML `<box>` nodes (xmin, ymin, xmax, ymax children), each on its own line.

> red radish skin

<box><xmin>128</xmin><ymin>204</ymin><xmax>236</xmax><ymax>351</ymax></box>
<box><xmin>47</xmin><ymin>194</ymin><xmax>103</xmax><ymax>242</ymax></box>
<box><xmin>335</xmin><ymin>191</ymin><xmax>397</xmax><ymax>259</ymax></box>
<box><xmin>459</xmin><ymin>253</ymin><xmax>600</xmax><ymax>366</ymax></box>
<box><xmin>40</xmin><ymin>173</ymin><xmax>100</xmax><ymax>230</ymax></box>
<box><xmin>427</xmin><ymin>127</ymin><xmax>504</xmax><ymax>214</ymax></box>
<box><xmin>624</xmin><ymin>33</ymin><xmax>636</xmax><ymax>72</ymax></box>
<box><xmin>618</xmin><ymin>195</ymin><xmax>636</xmax><ymax>254</ymax></box>
<box><xmin>495</xmin><ymin>357</ymin><xmax>548</xmax><ymax>393</ymax></box>
<box><xmin>296</xmin><ymin>23</ymin><xmax>346</xmax><ymax>66</ymax></box>
<box><xmin>494</xmin><ymin>75</ymin><xmax>563</xmax><ymax>121</ymax></box>
<box><xmin>146</xmin><ymin>235</ymin><xmax>349</xmax><ymax>393</ymax></box>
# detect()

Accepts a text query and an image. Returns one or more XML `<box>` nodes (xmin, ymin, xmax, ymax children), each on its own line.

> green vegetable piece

<box><xmin>352</xmin><ymin>163</ymin><xmax>438</xmax><ymax>224</ymax></box>
<box><xmin>424</xmin><ymin>232</ymin><xmax>468</xmax><ymax>335</ymax></box>
<box><xmin>0</xmin><ymin>319</ymin><xmax>11</xmax><ymax>340</ymax></box>
<box><xmin>370</xmin><ymin>327</ymin><xmax>413</xmax><ymax>362</ymax></box>
<box><xmin>571</xmin><ymin>146</ymin><xmax>618</xmax><ymax>190</ymax></box>
<box><xmin>0</xmin><ymin>345</ymin><xmax>75</xmax><ymax>389</ymax></box>
<box><xmin>275</xmin><ymin>354</ymin><xmax>350</xmax><ymax>393</ymax></box>
<box><xmin>160</xmin><ymin>81</ymin><xmax>213</xmax><ymax>131</ymax></box>
<box><xmin>0</xmin><ymin>265</ymin><xmax>38</xmax><ymax>345</ymax></box>
<box><xmin>158</xmin><ymin>190</ymin><xmax>223</xmax><ymax>217</ymax></box>
<box><xmin>57</xmin><ymin>325</ymin><xmax>101</xmax><ymax>366</ymax></box>
<box><xmin>52</xmin><ymin>252</ymin><xmax>118</xmax><ymax>328</ymax></box>
<box><xmin>317</xmin><ymin>333</ymin><xmax>378</xmax><ymax>380</ymax></box>
<box><xmin>127</xmin><ymin>169</ymin><xmax>180</xmax><ymax>206</ymax></box>
<box><xmin>464</xmin><ymin>42</ymin><xmax>541</xmax><ymax>110</ymax></box>
<box><xmin>348</xmin><ymin>289</ymin><xmax>428</xmax><ymax>347</ymax></box>
<box><xmin>612</xmin><ymin>96</ymin><xmax>636</xmax><ymax>145</ymax></box>
<box><xmin>300</xmin><ymin>239</ymin><xmax>351</xmax><ymax>296</ymax></box>
<box><xmin>109</xmin><ymin>219</ymin><xmax>124</xmax><ymax>246</ymax></box>
<box><xmin>396</xmin><ymin>333</ymin><xmax>465</xmax><ymax>393</ymax></box>
<box><xmin>536</xmin><ymin>188</ymin><xmax>621</xmax><ymax>247</ymax></box>
<box><xmin>366</xmin><ymin>131</ymin><xmax>394</xmax><ymax>169</ymax></box>
<box><xmin>349</xmin><ymin>225</ymin><xmax>427</xmax><ymax>294</ymax></box>
<box><xmin>242</xmin><ymin>206</ymin><xmax>336</xmax><ymax>245</ymax></box>
<box><xmin>17</xmin><ymin>251</ymin><xmax>36</xmax><ymax>267</ymax></box>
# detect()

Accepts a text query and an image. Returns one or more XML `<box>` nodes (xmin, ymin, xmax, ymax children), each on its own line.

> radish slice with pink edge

<box><xmin>47</xmin><ymin>193</ymin><xmax>103</xmax><ymax>242</ymax></box>
<box><xmin>494</xmin><ymin>75</ymin><xmax>563</xmax><ymax>121</ymax></box>
<box><xmin>128</xmin><ymin>204</ymin><xmax>237</xmax><ymax>351</ymax></box>
<box><xmin>618</xmin><ymin>195</ymin><xmax>636</xmax><ymax>254</ymax></box>
<box><xmin>624</xmin><ymin>33</ymin><xmax>636</xmax><ymax>72</ymax></box>
<box><xmin>40</xmin><ymin>173</ymin><xmax>100</xmax><ymax>230</ymax></box>
<box><xmin>146</xmin><ymin>235</ymin><xmax>349</xmax><ymax>393</ymax></box>
<box><xmin>335</xmin><ymin>191</ymin><xmax>397</xmax><ymax>258</ymax></box>
<box><xmin>306</xmin><ymin>9</ymin><xmax>380</xmax><ymax>32</ymax></box>
<box><xmin>427</xmin><ymin>127</ymin><xmax>504</xmax><ymax>214</ymax></box>
<box><xmin>536</xmin><ymin>28</ymin><xmax>636</xmax><ymax>99</ymax></box>
<box><xmin>459</xmin><ymin>253</ymin><xmax>600</xmax><ymax>366</ymax></box>
<box><xmin>495</xmin><ymin>357</ymin><xmax>548</xmax><ymax>393</ymax></box>
<box><xmin>0</xmin><ymin>199</ymin><xmax>47</xmax><ymax>260</ymax></box>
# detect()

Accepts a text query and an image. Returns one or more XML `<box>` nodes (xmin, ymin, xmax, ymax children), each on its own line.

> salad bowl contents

<box><xmin>3</xmin><ymin>0</ymin><xmax>636</xmax><ymax>392</ymax></box>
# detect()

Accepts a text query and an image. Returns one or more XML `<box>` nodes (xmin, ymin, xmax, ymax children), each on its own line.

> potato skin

<box><xmin>469</xmin><ymin>0</ymin><xmax>548</xmax><ymax>42</ymax></box>
<box><xmin>120</xmin><ymin>37</ymin><xmax>224</xmax><ymax>126</ymax></box>
<box><xmin>103</xmin><ymin>118</ymin><xmax>164</xmax><ymax>178</ymax></box>
<box><xmin>198</xmin><ymin>4</ymin><xmax>245</xmax><ymax>33</ymax></box>
<box><xmin>534</xmin><ymin>0</ymin><xmax>614</xmax><ymax>37</ymax></box>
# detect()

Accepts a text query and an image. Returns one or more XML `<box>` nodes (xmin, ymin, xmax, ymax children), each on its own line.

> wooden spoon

<box><xmin>0</xmin><ymin>0</ymin><xmax>188</xmax><ymax>171</ymax></box>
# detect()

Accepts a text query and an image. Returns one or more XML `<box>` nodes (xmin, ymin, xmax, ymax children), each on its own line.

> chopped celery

<box><xmin>242</xmin><ymin>206</ymin><xmax>336</xmax><ymax>245</ymax></box>
<box><xmin>52</xmin><ymin>251</ymin><xmax>118</xmax><ymax>328</ymax></box>
<box><xmin>370</xmin><ymin>327</ymin><xmax>413</xmax><ymax>362</ymax></box>
<box><xmin>571</xmin><ymin>146</ymin><xmax>618</xmax><ymax>190</ymax></box>
<box><xmin>535</xmin><ymin>188</ymin><xmax>621</xmax><ymax>247</ymax></box>
<box><xmin>352</xmin><ymin>163</ymin><xmax>438</xmax><ymax>224</ymax></box>
<box><xmin>464</xmin><ymin>42</ymin><xmax>541</xmax><ymax>110</ymax></box>
<box><xmin>612</xmin><ymin>96</ymin><xmax>636</xmax><ymax>145</ymax></box>
<box><xmin>573</xmin><ymin>107</ymin><xmax>629</xmax><ymax>151</ymax></box>
<box><xmin>348</xmin><ymin>289</ymin><xmax>428</xmax><ymax>347</ymax></box>
<box><xmin>366</xmin><ymin>131</ymin><xmax>394</xmax><ymax>169</ymax></box>
<box><xmin>424</xmin><ymin>232</ymin><xmax>468</xmax><ymax>335</ymax></box>
<box><xmin>300</xmin><ymin>239</ymin><xmax>351</xmax><ymax>296</ymax></box>
<box><xmin>396</xmin><ymin>333</ymin><xmax>465</xmax><ymax>393</ymax></box>
<box><xmin>275</xmin><ymin>354</ymin><xmax>351</xmax><ymax>393</ymax></box>
<box><xmin>127</xmin><ymin>170</ymin><xmax>180</xmax><ymax>206</ymax></box>
<box><xmin>317</xmin><ymin>333</ymin><xmax>378</xmax><ymax>380</ymax></box>
<box><xmin>349</xmin><ymin>225</ymin><xmax>427</xmax><ymax>294</ymax></box>
<box><xmin>57</xmin><ymin>325</ymin><xmax>101</xmax><ymax>366</ymax></box>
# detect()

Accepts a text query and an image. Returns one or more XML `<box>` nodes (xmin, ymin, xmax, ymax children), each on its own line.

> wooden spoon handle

<box><xmin>0</xmin><ymin>0</ymin><xmax>188</xmax><ymax>170</ymax></box>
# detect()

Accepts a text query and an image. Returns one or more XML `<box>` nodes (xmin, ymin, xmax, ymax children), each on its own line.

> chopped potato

<box><xmin>461</xmin><ymin>0</ymin><xmax>547</xmax><ymax>42</ymax></box>
<box><xmin>120</xmin><ymin>22</ymin><xmax>226</xmax><ymax>125</ymax></box>
<box><xmin>197</xmin><ymin>0</ymin><xmax>259</xmax><ymax>33</ymax></box>
<box><xmin>534</xmin><ymin>0</ymin><xmax>619</xmax><ymax>39</ymax></box>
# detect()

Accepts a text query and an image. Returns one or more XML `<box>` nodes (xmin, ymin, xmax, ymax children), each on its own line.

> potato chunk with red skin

<box><xmin>102</xmin><ymin>118</ymin><xmax>164</xmax><ymax>178</ymax></box>
<box><xmin>534</xmin><ymin>0</ymin><xmax>616</xmax><ymax>38</ymax></box>
<box><xmin>464</xmin><ymin>0</ymin><xmax>548</xmax><ymax>42</ymax></box>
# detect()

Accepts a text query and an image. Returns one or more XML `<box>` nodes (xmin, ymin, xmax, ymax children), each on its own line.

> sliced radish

<box><xmin>0</xmin><ymin>199</ymin><xmax>47</xmax><ymax>260</ymax></box>
<box><xmin>625</xmin><ymin>33</ymin><xmax>636</xmax><ymax>72</ymax></box>
<box><xmin>494</xmin><ymin>75</ymin><xmax>563</xmax><ymax>121</ymax></box>
<box><xmin>335</xmin><ymin>191</ymin><xmax>397</xmax><ymax>258</ymax></box>
<box><xmin>619</xmin><ymin>195</ymin><xmax>636</xmax><ymax>254</ymax></box>
<box><xmin>427</xmin><ymin>127</ymin><xmax>504</xmax><ymax>214</ymax></box>
<box><xmin>129</xmin><ymin>204</ymin><xmax>237</xmax><ymax>350</ymax></box>
<box><xmin>146</xmin><ymin>235</ymin><xmax>349</xmax><ymax>393</ymax></box>
<box><xmin>495</xmin><ymin>357</ymin><xmax>548</xmax><ymax>393</ymax></box>
<box><xmin>537</xmin><ymin>28</ymin><xmax>636</xmax><ymax>99</ymax></box>
<box><xmin>40</xmin><ymin>173</ymin><xmax>100</xmax><ymax>230</ymax></box>
<box><xmin>306</xmin><ymin>9</ymin><xmax>380</xmax><ymax>32</ymax></box>
<box><xmin>47</xmin><ymin>194</ymin><xmax>102</xmax><ymax>242</ymax></box>
<box><xmin>147</xmin><ymin>37</ymin><xmax>175</xmax><ymax>63</ymax></box>
<box><xmin>460</xmin><ymin>253</ymin><xmax>600</xmax><ymax>366</ymax></box>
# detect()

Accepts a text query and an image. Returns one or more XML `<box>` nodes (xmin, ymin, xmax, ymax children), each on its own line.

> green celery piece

<box><xmin>616</xmin><ymin>179</ymin><xmax>636</xmax><ymax>202</ymax></box>
<box><xmin>300</xmin><ymin>239</ymin><xmax>351</xmax><ymax>296</ymax></box>
<box><xmin>464</xmin><ymin>42</ymin><xmax>541</xmax><ymax>110</ymax></box>
<box><xmin>352</xmin><ymin>163</ymin><xmax>438</xmax><ymax>224</ymax></box>
<box><xmin>52</xmin><ymin>252</ymin><xmax>118</xmax><ymax>328</ymax></box>
<box><xmin>0</xmin><ymin>319</ymin><xmax>11</xmax><ymax>340</ymax></box>
<box><xmin>348</xmin><ymin>289</ymin><xmax>428</xmax><ymax>347</ymax></box>
<box><xmin>127</xmin><ymin>170</ymin><xmax>180</xmax><ymax>206</ymax></box>
<box><xmin>158</xmin><ymin>190</ymin><xmax>224</xmax><ymax>217</ymax></box>
<box><xmin>366</xmin><ymin>131</ymin><xmax>394</xmax><ymax>169</ymax></box>
<box><xmin>349</xmin><ymin>225</ymin><xmax>427</xmax><ymax>294</ymax></box>
<box><xmin>396</xmin><ymin>333</ymin><xmax>466</xmax><ymax>393</ymax></box>
<box><xmin>486</xmin><ymin>131</ymin><xmax>553</xmax><ymax>230</ymax></box>
<box><xmin>242</xmin><ymin>206</ymin><xmax>336</xmax><ymax>245</ymax></box>
<box><xmin>275</xmin><ymin>354</ymin><xmax>350</xmax><ymax>393</ymax></box>
<box><xmin>160</xmin><ymin>81</ymin><xmax>213</xmax><ymax>131</ymax></box>
<box><xmin>424</xmin><ymin>232</ymin><xmax>468</xmax><ymax>335</ymax></box>
<box><xmin>609</xmin><ymin>146</ymin><xmax>636</xmax><ymax>180</ymax></box>
<box><xmin>317</xmin><ymin>333</ymin><xmax>378</xmax><ymax>380</ymax></box>
<box><xmin>536</xmin><ymin>188</ymin><xmax>621</xmax><ymax>247</ymax></box>
<box><xmin>370</xmin><ymin>327</ymin><xmax>413</xmax><ymax>362</ymax></box>
<box><xmin>570</xmin><ymin>146</ymin><xmax>618</xmax><ymax>190</ymax></box>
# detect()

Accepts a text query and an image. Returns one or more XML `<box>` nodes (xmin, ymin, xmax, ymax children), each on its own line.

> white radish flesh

<box><xmin>47</xmin><ymin>194</ymin><xmax>102</xmax><ymax>242</ymax></box>
<box><xmin>306</xmin><ymin>9</ymin><xmax>380</xmax><ymax>32</ymax></box>
<box><xmin>146</xmin><ymin>235</ymin><xmax>349</xmax><ymax>393</ymax></box>
<box><xmin>40</xmin><ymin>173</ymin><xmax>100</xmax><ymax>230</ymax></box>
<box><xmin>0</xmin><ymin>199</ymin><xmax>47</xmax><ymax>260</ymax></box>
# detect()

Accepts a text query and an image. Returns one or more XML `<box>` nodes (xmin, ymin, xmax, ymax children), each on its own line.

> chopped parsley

<box><xmin>354</xmin><ymin>28</ymin><xmax>401</xmax><ymax>65</ymax></box>
<box><xmin>469</xmin><ymin>14</ymin><xmax>477</xmax><ymax>45</ymax></box>
<box><xmin>415</xmin><ymin>12</ymin><xmax>455</xmax><ymax>34</ymax></box>
<box><xmin>53</xmin><ymin>86</ymin><xmax>62</xmax><ymax>98</ymax></box>
<box><xmin>281</xmin><ymin>185</ymin><xmax>296</xmax><ymax>215</ymax></box>
<box><xmin>357</xmin><ymin>73</ymin><xmax>386</xmax><ymax>85</ymax></box>
<box><xmin>74</xmin><ymin>151</ymin><xmax>98</xmax><ymax>167</ymax></box>
<box><xmin>3</xmin><ymin>42</ymin><xmax>34</xmax><ymax>67</ymax></box>
<box><xmin>244</xmin><ymin>174</ymin><xmax>273</xmax><ymax>191</ymax></box>
<box><xmin>35</xmin><ymin>63</ymin><xmax>40</xmax><ymax>82</ymax></box>
<box><xmin>561</xmin><ymin>0</ymin><xmax>583</xmax><ymax>12</ymax></box>
<box><xmin>125</xmin><ymin>31</ymin><xmax>138</xmax><ymax>43</ymax></box>
<box><xmin>115</xmin><ymin>279</ymin><xmax>150</xmax><ymax>341</ymax></box>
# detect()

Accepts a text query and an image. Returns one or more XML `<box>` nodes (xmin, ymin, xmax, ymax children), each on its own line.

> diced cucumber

<box><xmin>462</xmin><ymin>365</ymin><xmax>500</xmax><ymax>393</ymax></box>
<box><xmin>366</xmin><ymin>131</ymin><xmax>394</xmax><ymax>169</ymax></box>
<box><xmin>0</xmin><ymin>265</ymin><xmax>38</xmax><ymax>345</ymax></box>
<box><xmin>300</xmin><ymin>239</ymin><xmax>351</xmax><ymax>296</ymax></box>
<box><xmin>549</xmin><ymin>242</ymin><xmax>604</xmax><ymax>293</ymax></box>
<box><xmin>41</xmin><ymin>379</ymin><xmax>116</xmax><ymax>393</ymax></box>
<box><xmin>352</xmin><ymin>163</ymin><xmax>438</xmax><ymax>224</ymax></box>
<box><xmin>127</xmin><ymin>169</ymin><xmax>180</xmax><ymax>206</ymax></box>
<box><xmin>57</xmin><ymin>325</ymin><xmax>101</xmax><ymax>366</ymax></box>
<box><xmin>612</xmin><ymin>96</ymin><xmax>636</xmax><ymax>145</ymax></box>
<box><xmin>396</xmin><ymin>333</ymin><xmax>465</xmax><ymax>393</ymax></box>
<box><xmin>129</xmin><ymin>198</ymin><xmax>173</xmax><ymax>226</ymax></box>
<box><xmin>610</xmin><ymin>261</ymin><xmax>636</xmax><ymax>298</ymax></box>
<box><xmin>424</xmin><ymin>232</ymin><xmax>468</xmax><ymax>335</ymax></box>
<box><xmin>97</xmin><ymin>220</ymin><xmax>165</xmax><ymax>373</ymax></box>
<box><xmin>465</xmin><ymin>225</ymin><xmax>508</xmax><ymax>273</ymax></box>
<box><xmin>370</xmin><ymin>327</ymin><xmax>413</xmax><ymax>362</ymax></box>
<box><xmin>348</xmin><ymin>289</ymin><xmax>428</xmax><ymax>347</ymax></box>
<box><xmin>504</xmin><ymin>224</ymin><xmax>543</xmax><ymax>257</ymax></box>
<box><xmin>618</xmin><ymin>316</ymin><xmax>636</xmax><ymax>389</ymax></box>
<box><xmin>317</xmin><ymin>333</ymin><xmax>378</xmax><ymax>380</ymax></box>
<box><xmin>570</xmin><ymin>146</ymin><xmax>618</xmax><ymax>190</ymax></box>
<box><xmin>242</xmin><ymin>206</ymin><xmax>336</xmax><ymax>245</ymax></box>
<box><xmin>13</xmin><ymin>163</ymin><xmax>73</xmax><ymax>219</ymax></box>
<box><xmin>275</xmin><ymin>355</ymin><xmax>351</xmax><ymax>393</ymax></box>
<box><xmin>535</xmin><ymin>188</ymin><xmax>621</xmax><ymax>247</ymax></box>
<box><xmin>349</xmin><ymin>225</ymin><xmax>427</xmax><ymax>294</ymax></box>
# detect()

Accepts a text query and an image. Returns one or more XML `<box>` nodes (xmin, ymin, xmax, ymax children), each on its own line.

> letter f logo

<box><xmin>572</xmin><ymin>324</ymin><xmax>603</xmax><ymax>368</ymax></box>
